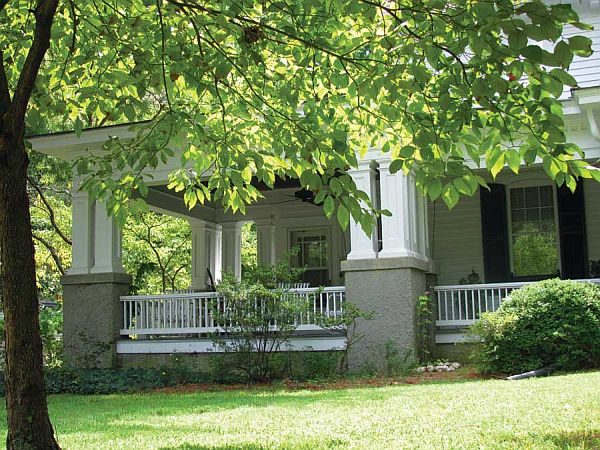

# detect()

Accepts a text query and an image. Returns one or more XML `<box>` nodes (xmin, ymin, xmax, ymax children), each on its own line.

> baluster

<box><xmin>454</xmin><ymin>290</ymin><xmax>459</xmax><ymax>321</ymax></box>
<box><xmin>333</xmin><ymin>292</ymin><xmax>338</xmax><ymax>318</ymax></box>
<box><xmin>443</xmin><ymin>291</ymin><xmax>448</xmax><ymax>321</ymax></box>
<box><xmin>192</xmin><ymin>298</ymin><xmax>197</xmax><ymax>329</ymax></box>
<box><xmin>205</xmin><ymin>297</ymin><xmax>210</xmax><ymax>328</ymax></box>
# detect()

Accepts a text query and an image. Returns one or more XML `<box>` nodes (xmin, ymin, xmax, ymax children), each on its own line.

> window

<box><xmin>290</xmin><ymin>229</ymin><xmax>329</xmax><ymax>286</ymax></box>
<box><xmin>509</xmin><ymin>185</ymin><xmax>559</xmax><ymax>278</ymax></box>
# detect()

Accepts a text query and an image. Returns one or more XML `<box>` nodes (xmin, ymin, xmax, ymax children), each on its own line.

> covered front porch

<box><xmin>67</xmin><ymin>176</ymin><xmax>352</xmax><ymax>358</ymax></box>
<box><xmin>429</xmin><ymin>166</ymin><xmax>600</xmax><ymax>343</ymax></box>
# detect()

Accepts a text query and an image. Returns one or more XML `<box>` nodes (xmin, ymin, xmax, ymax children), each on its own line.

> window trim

<box><xmin>506</xmin><ymin>181</ymin><xmax>562</xmax><ymax>279</ymax></box>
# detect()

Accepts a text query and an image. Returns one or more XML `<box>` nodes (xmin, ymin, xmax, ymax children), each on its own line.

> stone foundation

<box><xmin>62</xmin><ymin>272</ymin><xmax>131</xmax><ymax>368</ymax></box>
<box><xmin>341</xmin><ymin>257</ymin><xmax>433</xmax><ymax>372</ymax></box>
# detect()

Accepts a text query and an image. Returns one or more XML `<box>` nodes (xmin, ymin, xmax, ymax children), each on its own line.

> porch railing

<box><xmin>120</xmin><ymin>286</ymin><xmax>346</xmax><ymax>337</ymax></box>
<box><xmin>434</xmin><ymin>278</ymin><xmax>600</xmax><ymax>327</ymax></box>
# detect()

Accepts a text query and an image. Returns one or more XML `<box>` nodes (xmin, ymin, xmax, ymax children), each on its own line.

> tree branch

<box><xmin>10</xmin><ymin>0</ymin><xmax>59</xmax><ymax>128</ymax></box>
<box><xmin>32</xmin><ymin>233</ymin><xmax>66</xmax><ymax>276</ymax></box>
<box><xmin>28</xmin><ymin>176</ymin><xmax>73</xmax><ymax>246</ymax></box>
<box><xmin>156</xmin><ymin>0</ymin><xmax>173</xmax><ymax>110</ymax></box>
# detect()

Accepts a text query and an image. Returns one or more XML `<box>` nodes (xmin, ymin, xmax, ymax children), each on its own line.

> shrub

<box><xmin>39</xmin><ymin>305</ymin><xmax>63</xmax><ymax>368</ymax></box>
<box><xmin>211</xmin><ymin>256</ymin><xmax>363</xmax><ymax>382</ymax></box>
<box><xmin>0</xmin><ymin>368</ymin><xmax>212</xmax><ymax>396</ymax></box>
<box><xmin>212</xmin><ymin>261</ymin><xmax>311</xmax><ymax>382</ymax></box>
<box><xmin>471</xmin><ymin>278</ymin><xmax>600</xmax><ymax>374</ymax></box>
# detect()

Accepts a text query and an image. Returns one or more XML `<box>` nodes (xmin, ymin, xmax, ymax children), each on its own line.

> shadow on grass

<box><xmin>160</xmin><ymin>445</ymin><xmax>264</xmax><ymax>450</ymax></box>
<box><xmin>545</xmin><ymin>430</ymin><xmax>600</xmax><ymax>448</ymax></box>
<box><xmin>499</xmin><ymin>430</ymin><xmax>600</xmax><ymax>449</ymax></box>
<box><xmin>159</xmin><ymin>437</ymin><xmax>350</xmax><ymax>450</ymax></box>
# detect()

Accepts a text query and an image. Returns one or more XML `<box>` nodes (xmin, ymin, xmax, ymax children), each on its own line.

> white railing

<box><xmin>120</xmin><ymin>286</ymin><xmax>346</xmax><ymax>337</ymax></box>
<box><xmin>434</xmin><ymin>278</ymin><xmax>600</xmax><ymax>327</ymax></box>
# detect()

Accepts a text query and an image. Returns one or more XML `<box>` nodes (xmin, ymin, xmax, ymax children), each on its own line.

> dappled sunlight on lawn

<box><xmin>0</xmin><ymin>372</ymin><xmax>598</xmax><ymax>449</ymax></box>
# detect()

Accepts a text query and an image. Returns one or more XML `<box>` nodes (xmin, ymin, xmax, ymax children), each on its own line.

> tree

<box><xmin>123</xmin><ymin>212</ymin><xmax>191</xmax><ymax>294</ymax></box>
<box><xmin>0</xmin><ymin>0</ymin><xmax>596</xmax><ymax>448</ymax></box>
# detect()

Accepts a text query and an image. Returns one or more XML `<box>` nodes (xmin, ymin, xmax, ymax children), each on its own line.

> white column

<box><xmin>377</xmin><ymin>158</ymin><xmax>428</xmax><ymax>260</ymax></box>
<box><xmin>256</xmin><ymin>220</ymin><xmax>277</xmax><ymax>266</ymax></box>
<box><xmin>206</xmin><ymin>222</ymin><xmax>222</xmax><ymax>285</ymax></box>
<box><xmin>90</xmin><ymin>201</ymin><xmax>125</xmax><ymax>273</ymax></box>
<box><xmin>417</xmin><ymin>193</ymin><xmax>430</xmax><ymax>258</ymax></box>
<box><xmin>221</xmin><ymin>222</ymin><xmax>242</xmax><ymax>280</ymax></box>
<box><xmin>68</xmin><ymin>190</ymin><xmax>95</xmax><ymax>275</ymax></box>
<box><xmin>347</xmin><ymin>162</ymin><xmax>378</xmax><ymax>260</ymax></box>
<box><xmin>190</xmin><ymin>219</ymin><xmax>208</xmax><ymax>290</ymax></box>
<box><xmin>190</xmin><ymin>220</ymin><xmax>222</xmax><ymax>289</ymax></box>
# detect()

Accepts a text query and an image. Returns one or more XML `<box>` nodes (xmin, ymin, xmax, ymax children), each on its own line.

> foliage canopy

<box><xmin>2</xmin><ymin>0</ymin><xmax>597</xmax><ymax>230</ymax></box>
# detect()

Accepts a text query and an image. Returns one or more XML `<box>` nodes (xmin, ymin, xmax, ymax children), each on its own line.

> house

<box><xmin>31</xmin><ymin>0</ymin><xmax>600</xmax><ymax>369</ymax></box>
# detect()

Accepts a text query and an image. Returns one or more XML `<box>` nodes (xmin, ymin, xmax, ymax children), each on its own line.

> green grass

<box><xmin>1</xmin><ymin>371</ymin><xmax>599</xmax><ymax>449</ymax></box>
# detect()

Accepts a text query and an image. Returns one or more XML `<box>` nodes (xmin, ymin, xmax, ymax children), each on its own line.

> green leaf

<box><xmin>426</xmin><ymin>178</ymin><xmax>443</xmax><ymax>201</ymax></box>
<box><xmin>74</xmin><ymin>117</ymin><xmax>83</xmax><ymax>137</ymax></box>
<box><xmin>520</xmin><ymin>45</ymin><xmax>543</xmax><ymax>62</ymax></box>
<box><xmin>508</xmin><ymin>29</ymin><xmax>527</xmax><ymax>50</ymax></box>
<box><xmin>441</xmin><ymin>184</ymin><xmax>459</xmax><ymax>209</ymax></box>
<box><xmin>569</xmin><ymin>35</ymin><xmax>593</xmax><ymax>51</ymax></box>
<box><xmin>554</xmin><ymin>41</ymin><xmax>573</xmax><ymax>68</ymax></box>
<box><xmin>506</xmin><ymin>150</ymin><xmax>521</xmax><ymax>174</ymax></box>
<box><xmin>336</xmin><ymin>204</ymin><xmax>350</xmax><ymax>230</ymax></box>
<box><xmin>324</xmin><ymin>195</ymin><xmax>335</xmax><ymax>218</ymax></box>
<box><xmin>550</xmin><ymin>68</ymin><xmax>577</xmax><ymax>87</ymax></box>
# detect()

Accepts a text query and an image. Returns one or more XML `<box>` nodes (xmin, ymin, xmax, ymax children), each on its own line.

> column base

<box><xmin>341</xmin><ymin>257</ymin><xmax>432</xmax><ymax>372</ymax></box>
<box><xmin>61</xmin><ymin>272</ymin><xmax>131</xmax><ymax>368</ymax></box>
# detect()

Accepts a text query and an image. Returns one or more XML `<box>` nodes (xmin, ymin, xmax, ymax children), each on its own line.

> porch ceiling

<box><xmin>145</xmin><ymin>183</ymin><xmax>322</xmax><ymax>223</ymax></box>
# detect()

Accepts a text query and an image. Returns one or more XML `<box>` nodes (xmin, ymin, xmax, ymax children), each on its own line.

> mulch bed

<box><xmin>155</xmin><ymin>367</ymin><xmax>490</xmax><ymax>394</ymax></box>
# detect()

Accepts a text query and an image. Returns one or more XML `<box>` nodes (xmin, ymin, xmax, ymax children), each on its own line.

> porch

<box><xmin>117</xmin><ymin>286</ymin><xmax>347</xmax><ymax>354</ymax></box>
<box><xmin>434</xmin><ymin>279</ymin><xmax>600</xmax><ymax>343</ymax></box>
<box><xmin>429</xmin><ymin>164</ymin><xmax>600</xmax><ymax>343</ymax></box>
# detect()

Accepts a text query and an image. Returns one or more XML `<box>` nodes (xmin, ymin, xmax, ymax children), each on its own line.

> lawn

<box><xmin>1</xmin><ymin>371</ymin><xmax>599</xmax><ymax>449</ymax></box>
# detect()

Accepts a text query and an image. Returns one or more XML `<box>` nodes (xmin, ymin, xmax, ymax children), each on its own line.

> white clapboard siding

<box><xmin>563</xmin><ymin>11</ymin><xmax>600</xmax><ymax>91</ymax></box>
<box><xmin>428</xmin><ymin>192</ymin><xmax>485</xmax><ymax>286</ymax></box>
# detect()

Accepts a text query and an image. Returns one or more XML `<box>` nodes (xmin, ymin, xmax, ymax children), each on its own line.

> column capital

<box><xmin>254</xmin><ymin>217</ymin><xmax>275</xmax><ymax>227</ymax></box>
<box><xmin>221</xmin><ymin>221</ymin><xmax>243</xmax><ymax>230</ymax></box>
<box><xmin>188</xmin><ymin>218</ymin><xmax>207</xmax><ymax>228</ymax></box>
<box><xmin>349</xmin><ymin>160</ymin><xmax>376</xmax><ymax>173</ymax></box>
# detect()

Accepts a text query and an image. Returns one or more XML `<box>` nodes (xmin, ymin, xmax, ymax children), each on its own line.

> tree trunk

<box><xmin>0</xmin><ymin>135</ymin><xmax>60</xmax><ymax>449</ymax></box>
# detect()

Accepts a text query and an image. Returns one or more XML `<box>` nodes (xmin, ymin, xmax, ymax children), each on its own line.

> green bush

<box><xmin>471</xmin><ymin>279</ymin><xmax>600</xmax><ymax>374</ymax></box>
<box><xmin>0</xmin><ymin>368</ymin><xmax>212</xmax><ymax>396</ymax></box>
<box><xmin>39</xmin><ymin>306</ymin><xmax>63</xmax><ymax>368</ymax></box>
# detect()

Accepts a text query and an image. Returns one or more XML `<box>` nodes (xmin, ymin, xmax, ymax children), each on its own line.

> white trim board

<box><xmin>117</xmin><ymin>336</ymin><xmax>347</xmax><ymax>354</ymax></box>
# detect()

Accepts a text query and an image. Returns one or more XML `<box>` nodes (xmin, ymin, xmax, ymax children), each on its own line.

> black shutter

<box><xmin>480</xmin><ymin>184</ymin><xmax>510</xmax><ymax>282</ymax></box>
<box><xmin>557</xmin><ymin>181</ymin><xmax>588</xmax><ymax>279</ymax></box>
